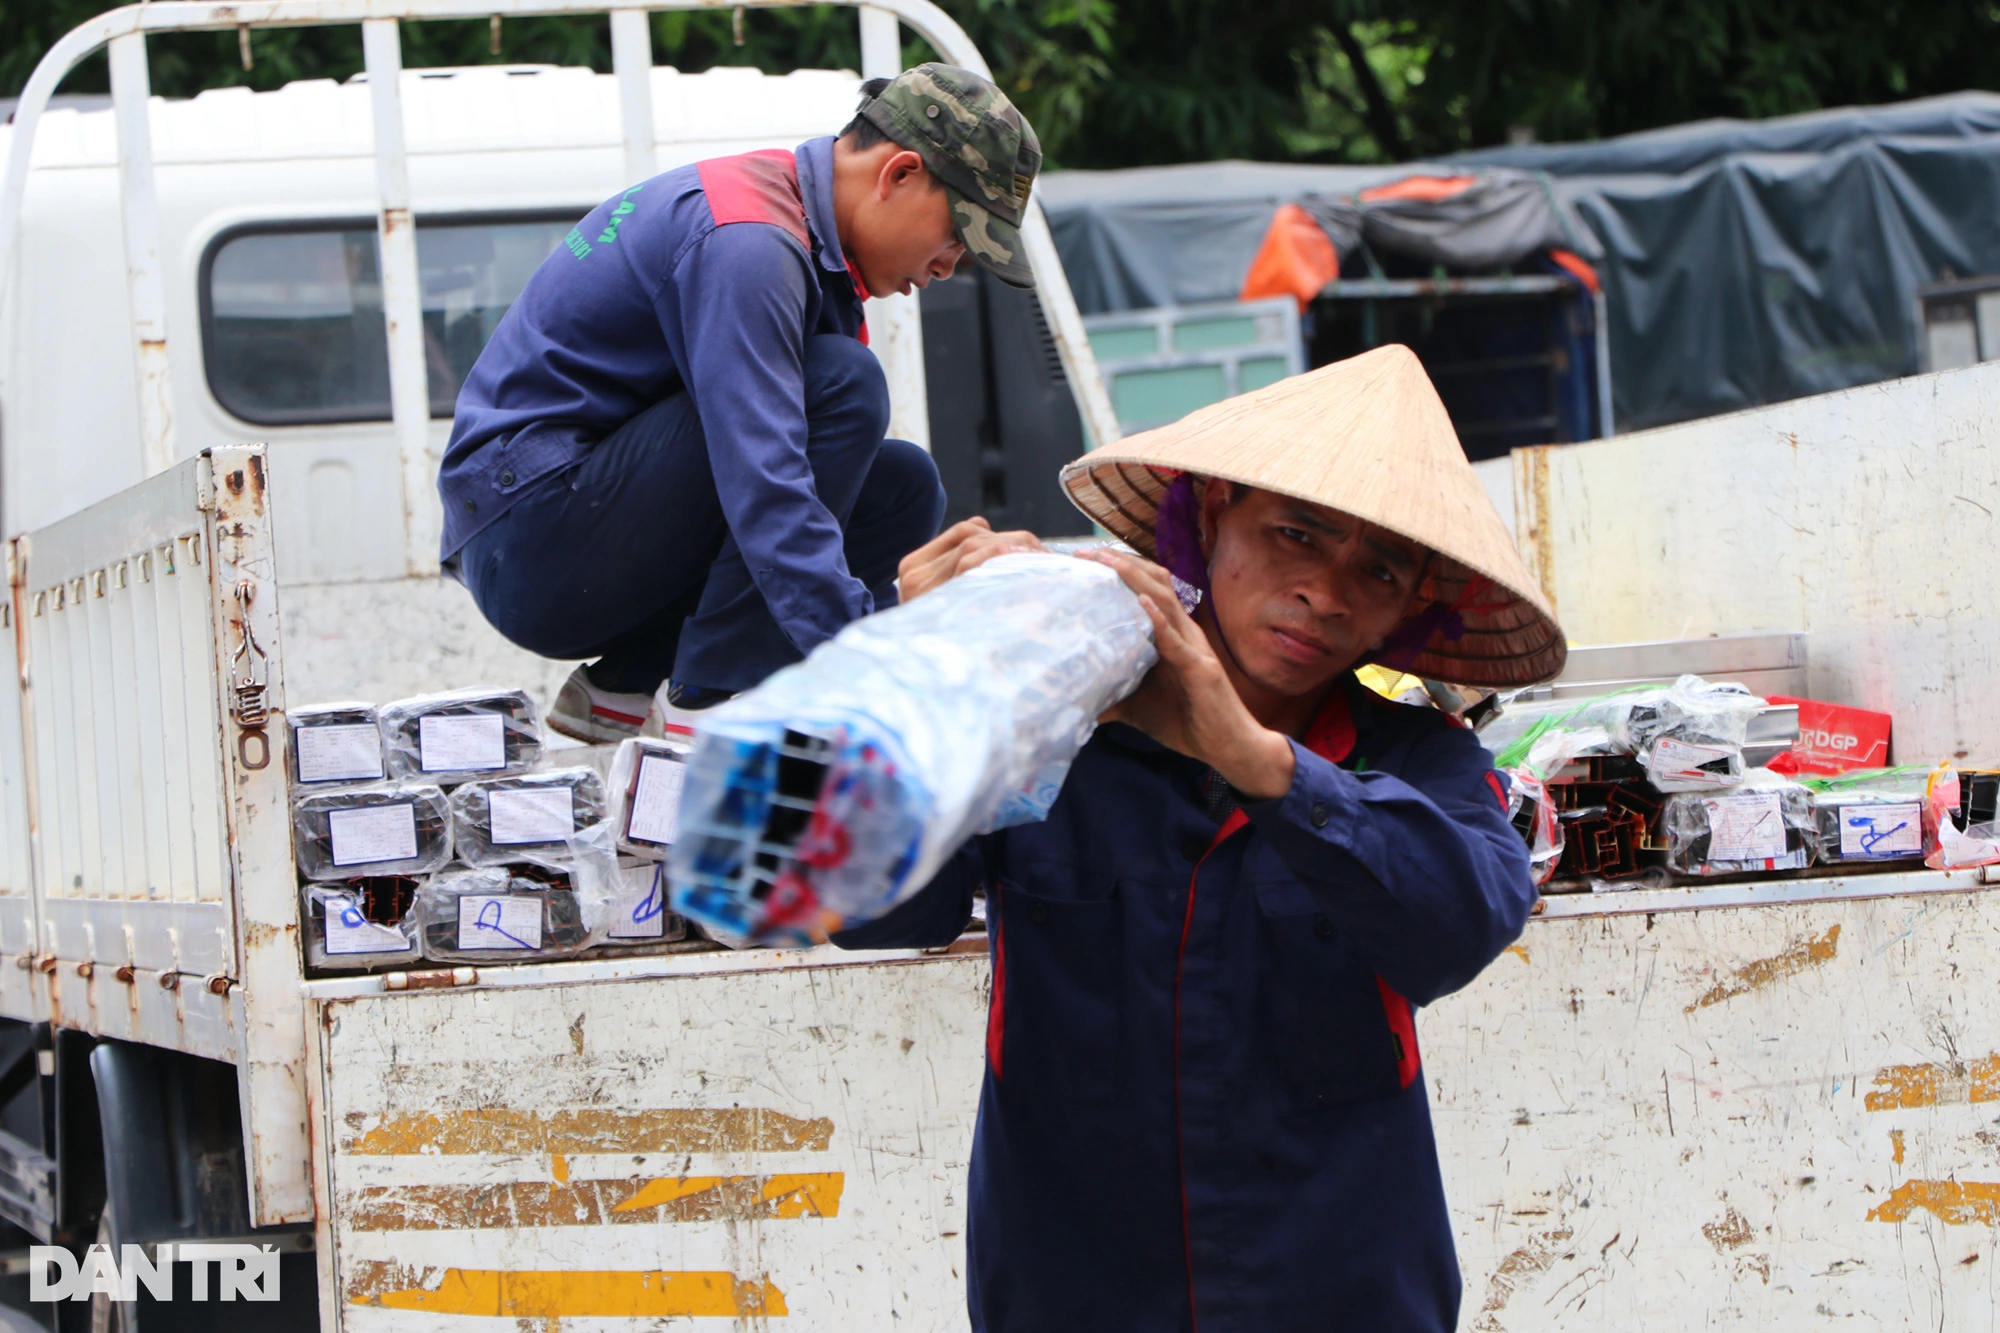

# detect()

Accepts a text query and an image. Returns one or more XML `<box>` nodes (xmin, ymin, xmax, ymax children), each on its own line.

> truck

<box><xmin>4</xmin><ymin>3</ymin><xmax>1999</xmax><ymax>1330</ymax></box>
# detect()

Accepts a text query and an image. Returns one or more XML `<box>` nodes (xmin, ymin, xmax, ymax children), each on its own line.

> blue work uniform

<box><xmin>443</xmin><ymin>136</ymin><xmax>944</xmax><ymax>694</ymax></box>
<box><xmin>839</xmin><ymin>675</ymin><xmax>1535</xmax><ymax>1332</ymax></box>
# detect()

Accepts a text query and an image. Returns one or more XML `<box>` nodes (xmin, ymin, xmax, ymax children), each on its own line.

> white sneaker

<box><xmin>546</xmin><ymin>665</ymin><xmax>654</xmax><ymax>744</ymax></box>
<box><xmin>651</xmin><ymin>684</ymin><xmax>720</xmax><ymax>741</ymax></box>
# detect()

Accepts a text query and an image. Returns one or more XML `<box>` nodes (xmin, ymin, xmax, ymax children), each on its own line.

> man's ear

<box><xmin>879</xmin><ymin>148</ymin><xmax>928</xmax><ymax>200</ymax></box>
<box><xmin>1196</xmin><ymin>478</ymin><xmax>1231</xmax><ymax>560</ymax></box>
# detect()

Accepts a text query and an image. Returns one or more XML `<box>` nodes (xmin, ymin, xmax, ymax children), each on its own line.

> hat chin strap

<box><xmin>1153</xmin><ymin>472</ymin><xmax>1260</xmax><ymax>682</ymax></box>
<box><xmin>1364</xmin><ymin>575</ymin><xmax>1491</xmax><ymax>673</ymax></box>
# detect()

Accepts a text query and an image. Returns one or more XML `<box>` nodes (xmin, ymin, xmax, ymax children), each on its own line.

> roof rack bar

<box><xmin>362</xmin><ymin>18</ymin><xmax>442</xmax><ymax>578</ymax></box>
<box><xmin>609</xmin><ymin>8</ymin><xmax>657</xmax><ymax>187</ymax></box>
<box><xmin>857</xmin><ymin>5</ymin><xmax>930</xmax><ymax>451</ymax></box>
<box><xmin>108</xmin><ymin>32</ymin><xmax>176</xmax><ymax>478</ymax></box>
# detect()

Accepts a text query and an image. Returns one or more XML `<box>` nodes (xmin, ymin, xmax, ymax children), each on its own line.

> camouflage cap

<box><xmin>858</xmin><ymin>64</ymin><xmax>1042</xmax><ymax>288</ymax></box>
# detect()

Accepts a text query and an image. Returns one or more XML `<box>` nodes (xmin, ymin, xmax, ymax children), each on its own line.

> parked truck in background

<box><xmin>4</xmin><ymin>4</ymin><xmax>2000</xmax><ymax>1331</ymax></box>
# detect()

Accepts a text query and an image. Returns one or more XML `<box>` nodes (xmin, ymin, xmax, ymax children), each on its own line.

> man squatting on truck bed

<box><xmin>439</xmin><ymin>63</ymin><xmax>1042</xmax><ymax>739</ymax></box>
<box><xmin>839</xmin><ymin>343</ymin><xmax>1566</xmax><ymax>1332</ymax></box>
<box><xmin>438</xmin><ymin>49</ymin><xmax>1556</xmax><ymax>1333</ymax></box>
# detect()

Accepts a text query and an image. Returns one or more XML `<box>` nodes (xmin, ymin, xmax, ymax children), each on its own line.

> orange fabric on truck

<box><xmin>1547</xmin><ymin>247</ymin><xmax>1601</xmax><ymax>293</ymax></box>
<box><xmin>1357</xmin><ymin>175</ymin><xmax>1477</xmax><ymax>204</ymax></box>
<box><xmin>1239</xmin><ymin>202</ymin><xmax>1341</xmax><ymax>312</ymax></box>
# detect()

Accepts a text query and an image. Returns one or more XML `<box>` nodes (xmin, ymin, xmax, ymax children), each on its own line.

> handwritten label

<box><xmin>1838</xmin><ymin>801</ymin><xmax>1922</xmax><ymax>858</ymax></box>
<box><xmin>1649</xmin><ymin>738</ymin><xmax>1740</xmax><ymax>792</ymax></box>
<box><xmin>1703</xmin><ymin>791</ymin><xmax>1786</xmax><ymax>862</ymax></box>
<box><xmin>627</xmin><ymin>754</ymin><xmax>685</xmax><ymax>846</ymax></box>
<box><xmin>611</xmin><ymin>863</ymin><xmax>669</xmax><ymax>940</ymax></box>
<box><xmin>488</xmin><ymin>787</ymin><xmax>575</xmax><ymax>845</ymax></box>
<box><xmin>327</xmin><ymin>803</ymin><xmax>417</xmax><ymax>867</ymax></box>
<box><xmin>455</xmin><ymin>895</ymin><xmax>543</xmax><ymax>951</ymax></box>
<box><xmin>419</xmin><ymin>713</ymin><xmax>506</xmax><ymax>773</ymax></box>
<box><xmin>295</xmin><ymin>723</ymin><xmax>382</xmax><ymax>783</ymax></box>
<box><xmin>322</xmin><ymin>893</ymin><xmax>413</xmax><ymax>956</ymax></box>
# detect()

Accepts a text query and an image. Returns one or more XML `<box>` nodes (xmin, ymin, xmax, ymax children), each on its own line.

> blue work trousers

<box><xmin>458</xmin><ymin>334</ymin><xmax>944</xmax><ymax>694</ymax></box>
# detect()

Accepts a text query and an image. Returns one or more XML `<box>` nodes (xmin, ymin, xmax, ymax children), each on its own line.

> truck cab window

<box><xmin>202</xmin><ymin>216</ymin><xmax>577</xmax><ymax>426</ymax></box>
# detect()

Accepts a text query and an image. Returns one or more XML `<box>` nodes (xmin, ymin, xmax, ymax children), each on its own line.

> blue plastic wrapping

<box><xmin>669</xmin><ymin>553</ymin><xmax>1157</xmax><ymax>946</ymax></box>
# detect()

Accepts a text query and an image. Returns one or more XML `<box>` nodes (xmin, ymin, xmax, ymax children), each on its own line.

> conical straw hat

<box><xmin>1060</xmin><ymin>343</ymin><xmax>1567</xmax><ymax>687</ymax></box>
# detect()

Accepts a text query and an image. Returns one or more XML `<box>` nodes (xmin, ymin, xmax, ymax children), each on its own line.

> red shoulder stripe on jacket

<box><xmin>986</xmin><ymin>912</ymin><xmax>1006</xmax><ymax>1079</ymax></box>
<box><xmin>697</xmin><ymin>149</ymin><xmax>810</xmax><ymax>249</ymax></box>
<box><xmin>1374</xmin><ymin>975</ymin><xmax>1423</xmax><ymax>1090</ymax></box>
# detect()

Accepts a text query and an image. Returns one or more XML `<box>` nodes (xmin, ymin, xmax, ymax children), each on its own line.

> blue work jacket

<box><xmin>839</xmin><ymin>675</ymin><xmax>1535</xmax><ymax>1332</ymax></box>
<box><xmin>441</xmin><ymin>136</ymin><xmax>874</xmax><ymax>658</ymax></box>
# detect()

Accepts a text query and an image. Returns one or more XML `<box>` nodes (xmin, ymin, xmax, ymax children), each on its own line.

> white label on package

<box><xmin>456</xmin><ymin>895</ymin><xmax>543</xmax><ymax>950</ymax></box>
<box><xmin>322</xmin><ymin>894</ymin><xmax>413</xmax><ymax>956</ymax></box>
<box><xmin>1650</xmin><ymin>737</ymin><xmax>1740</xmax><ymax>791</ymax></box>
<box><xmin>611</xmin><ymin>863</ymin><xmax>670</xmax><ymax>940</ymax></box>
<box><xmin>328</xmin><ymin>803</ymin><xmax>418</xmax><ymax>867</ymax></box>
<box><xmin>1839</xmin><ymin>801</ymin><xmax>1922</xmax><ymax>858</ymax></box>
<box><xmin>488</xmin><ymin>787</ymin><xmax>575</xmax><ymax>845</ymax></box>
<box><xmin>1703</xmin><ymin>791</ymin><xmax>1786</xmax><ymax>862</ymax></box>
<box><xmin>295</xmin><ymin>723</ymin><xmax>383</xmax><ymax>783</ymax></box>
<box><xmin>419</xmin><ymin>712</ymin><xmax>506</xmax><ymax>773</ymax></box>
<box><xmin>627</xmin><ymin>755</ymin><xmax>686</xmax><ymax>845</ymax></box>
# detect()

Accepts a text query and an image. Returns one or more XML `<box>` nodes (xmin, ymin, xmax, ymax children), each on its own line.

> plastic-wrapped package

<box><xmin>1483</xmin><ymin>676</ymin><xmax>1768</xmax><ymax>794</ymax></box>
<box><xmin>1481</xmin><ymin>690</ymin><xmax>1655</xmax><ymax>766</ymax></box>
<box><xmin>380</xmin><ymin>687</ymin><xmax>542</xmax><ymax>785</ymax></box>
<box><xmin>1923</xmin><ymin>763</ymin><xmax>2000</xmax><ymax>870</ymax></box>
<box><xmin>1663</xmin><ymin>770</ymin><xmax>1817</xmax><ymax>876</ymax></box>
<box><xmin>293</xmin><ymin>784</ymin><xmax>451</xmax><ymax>880</ymax></box>
<box><xmin>302</xmin><ymin>876</ymin><xmax>420</xmax><ymax>970</ymax></box>
<box><xmin>288</xmin><ymin>702</ymin><xmax>385</xmax><ymax>787</ymax></box>
<box><xmin>1502</xmin><ymin>724</ymin><xmax>1611</xmax><ymax>886</ymax></box>
<box><xmin>1635</xmin><ymin>676</ymin><xmax>1765</xmax><ymax>792</ymax></box>
<box><xmin>416</xmin><ymin>864</ymin><xmax>591</xmax><ymax>963</ymax></box>
<box><xmin>1802</xmin><ymin>767</ymin><xmax>1929</xmax><ymax>864</ymax></box>
<box><xmin>448</xmin><ymin>768</ymin><xmax>606</xmax><ymax>869</ymax></box>
<box><xmin>670</xmin><ymin>553</ymin><xmax>1156</xmax><ymax>947</ymax></box>
<box><xmin>567</xmin><ymin>822</ymin><xmax>688</xmax><ymax>947</ymax></box>
<box><xmin>608</xmin><ymin>737</ymin><xmax>691</xmax><ymax>860</ymax></box>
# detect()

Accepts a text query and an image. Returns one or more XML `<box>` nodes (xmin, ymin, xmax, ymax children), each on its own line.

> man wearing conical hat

<box><xmin>840</xmin><ymin>343</ymin><xmax>1561</xmax><ymax>1332</ymax></box>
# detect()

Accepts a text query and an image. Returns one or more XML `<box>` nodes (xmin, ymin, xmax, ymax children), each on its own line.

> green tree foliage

<box><xmin>2</xmin><ymin>0</ymin><xmax>1995</xmax><ymax>168</ymax></box>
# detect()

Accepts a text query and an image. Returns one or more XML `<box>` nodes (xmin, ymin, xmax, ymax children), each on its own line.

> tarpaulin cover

<box><xmin>1039</xmin><ymin>93</ymin><xmax>2000</xmax><ymax>432</ymax></box>
<box><xmin>1448</xmin><ymin>91</ymin><xmax>2000</xmax><ymax>177</ymax></box>
<box><xmin>1039</xmin><ymin>161</ymin><xmax>1593</xmax><ymax>314</ymax></box>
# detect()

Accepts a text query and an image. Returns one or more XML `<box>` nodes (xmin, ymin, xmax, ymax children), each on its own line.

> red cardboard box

<box><xmin>1765</xmin><ymin>696</ymin><xmax>1892</xmax><ymax>776</ymax></box>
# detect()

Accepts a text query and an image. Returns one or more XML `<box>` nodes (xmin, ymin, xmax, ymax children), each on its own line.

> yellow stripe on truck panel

<box><xmin>342</xmin><ymin>1106</ymin><xmax>834</xmax><ymax>1156</ymax></box>
<box><xmin>345</xmin><ymin>1171</ymin><xmax>845</xmax><ymax>1230</ymax></box>
<box><xmin>348</xmin><ymin>1266</ymin><xmax>788</xmax><ymax>1317</ymax></box>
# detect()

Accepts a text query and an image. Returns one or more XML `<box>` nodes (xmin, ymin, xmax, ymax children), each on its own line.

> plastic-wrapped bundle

<box><xmin>609</xmin><ymin>737</ymin><xmax>691</xmax><ymax>860</ymax></box>
<box><xmin>417</xmin><ymin>864</ymin><xmax>592</xmax><ymax>963</ymax></box>
<box><xmin>567</xmin><ymin>822</ymin><xmax>689</xmax><ymax>947</ymax></box>
<box><xmin>671</xmin><ymin>553</ymin><xmax>1156</xmax><ymax>946</ymax></box>
<box><xmin>1923</xmin><ymin>763</ymin><xmax>2000</xmax><ymax>870</ymax></box>
<box><xmin>1663</xmin><ymin>770</ymin><xmax>1818</xmax><ymax>876</ymax></box>
<box><xmin>448</xmin><ymin>768</ymin><xmax>606</xmax><ymax>869</ymax></box>
<box><xmin>302</xmin><ymin>876</ymin><xmax>420</xmax><ymax>970</ymax></box>
<box><xmin>1637</xmin><ymin>676</ymin><xmax>1765</xmax><ymax>792</ymax></box>
<box><xmin>1500</xmin><ymin>724</ymin><xmax>1611</xmax><ymax>886</ymax></box>
<box><xmin>1480</xmin><ymin>690</ymin><xmax>1654</xmax><ymax>766</ymax></box>
<box><xmin>293</xmin><ymin>784</ymin><xmax>451</xmax><ymax>880</ymax></box>
<box><xmin>1482</xmin><ymin>676</ymin><xmax>1767</xmax><ymax>793</ymax></box>
<box><xmin>289</xmin><ymin>702</ymin><xmax>385</xmax><ymax>787</ymax></box>
<box><xmin>381</xmin><ymin>687</ymin><xmax>542</xmax><ymax>786</ymax></box>
<box><xmin>1803</xmin><ymin>767</ymin><xmax>1928</xmax><ymax>864</ymax></box>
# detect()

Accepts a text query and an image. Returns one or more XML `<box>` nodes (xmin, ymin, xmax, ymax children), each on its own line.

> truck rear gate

<box><xmin>1</xmin><ymin>2</ymin><xmax>1998</xmax><ymax>1330</ymax></box>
